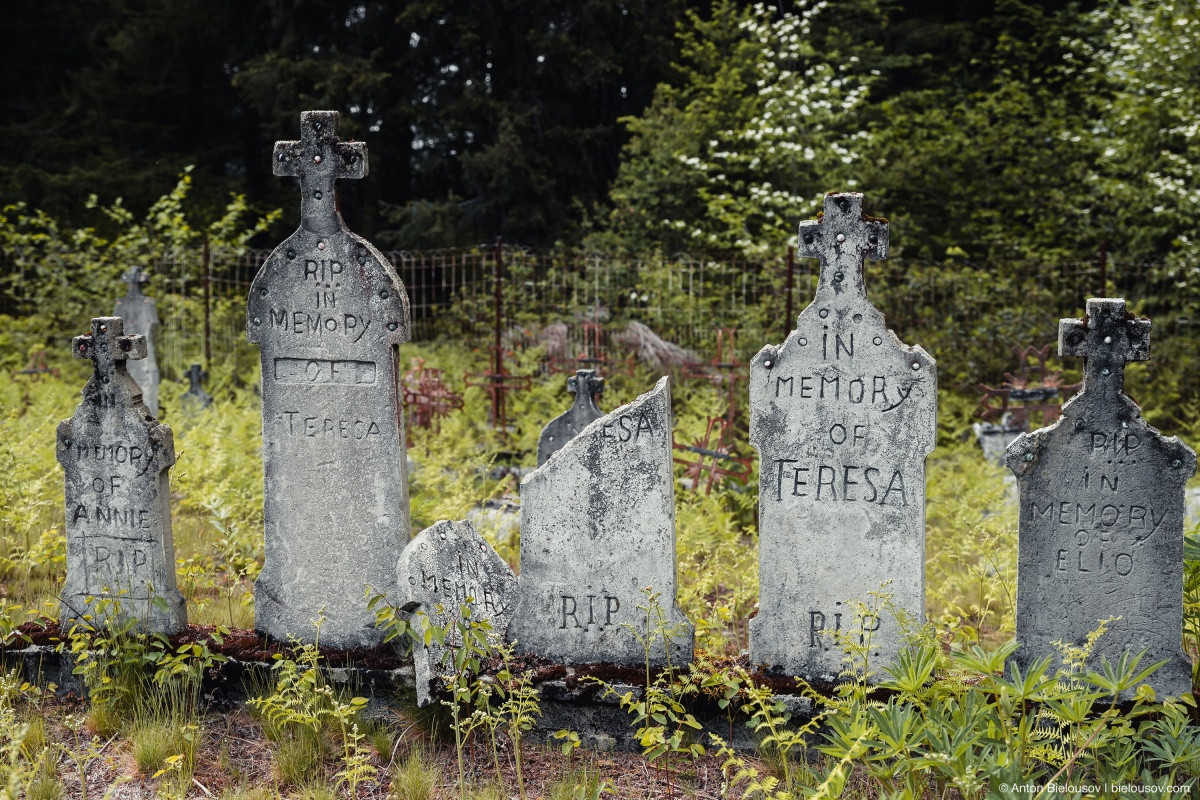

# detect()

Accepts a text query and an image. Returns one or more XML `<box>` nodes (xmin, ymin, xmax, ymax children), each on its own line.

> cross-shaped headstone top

<box><xmin>72</xmin><ymin>317</ymin><xmax>147</xmax><ymax>408</ymax></box>
<box><xmin>121</xmin><ymin>267</ymin><xmax>149</xmax><ymax>298</ymax></box>
<box><xmin>73</xmin><ymin>316</ymin><xmax>146</xmax><ymax>374</ymax></box>
<box><xmin>797</xmin><ymin>192</ymin><xmax>889</xmax><ymax>303</ymax></box>
<box><xmin>567</xmin><ymin>368</ymin><xmax>604</xmax><ymax>400</ymax></box>
<box><xmin>185</xmin><ymin>363</ymin><xmax>206</xmax><ymax>390</ymax></box>
<box><xmin>1058</xmin><ymin>297</ymin><xmax>1150</xmax><ymax>397</ymax></box>
<box><xmin>274</xmin><ymin>111</ymin><xmax>368</xmax><ymax>235</ymax></box>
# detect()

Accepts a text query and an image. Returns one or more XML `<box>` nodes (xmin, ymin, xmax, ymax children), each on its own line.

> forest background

<box><xmin>1</xmin><ymin>0</ymin><xmax>1197</xmax><ymax>269</ymax></box>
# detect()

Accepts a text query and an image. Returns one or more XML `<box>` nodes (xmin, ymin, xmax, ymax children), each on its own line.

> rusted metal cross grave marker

<box><xmin>464</xmin><ymin>242</ymin><xmax>531</xmax><ymax>431</ymax></box>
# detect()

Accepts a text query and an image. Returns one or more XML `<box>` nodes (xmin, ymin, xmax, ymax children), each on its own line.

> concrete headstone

<box><xmin>1007</xmin><ymin>298</ymin><xmax>1196</xmax><ymax>697</ymax></box>
<box><xmin>113</xmin><ymin>268</ymin><xmax>160</xmax><ymax>416</ymax></box>
<box><xmin>182</xmin><ymin>364</ymin><xmax>213</xmax><ymax>412</ymax></box>
<box><xmin>57</xmin><ymin>317</ymin><xmax>186</xmax><ymax>633</ymax></box>
<box><xmin>509</xmin><ymin>377</ymin><xmax>693</xmax><ymax>665</ymax></box>
<box><xmin>749</xmin><ymin>193</ymin><xmax>937</xmax><ymax>679</ymax></box>
<box><xmin>537</xmin><ymin>369</ymin><xmax>605</xmax><ymax>466</ymax></box>
<box><xmin>247</xmin><ymin>111</ymin><xmax>412</xmax><ymax>648</ymax></box>
<box><xmin>395</xmin><ymin>519</ymin><xmax>518</xmax><ymax>706</ymax></box>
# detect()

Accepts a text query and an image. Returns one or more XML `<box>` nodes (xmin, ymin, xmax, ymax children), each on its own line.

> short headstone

<box><xmin>181</xmin><ymin>364</ymin><xmax>213</xmax><ymax>412</ymax></box>
<box><xmin>749</xmin><ymin>193</ymin><xmax>937</xmax><ymax>679</ymax></box>
<box><xmin>537</xmin><ymin>369</ymin><xmax>605</xmax><ymax>466</ymax></box>
<box><xmin>113</xmin><ymin>268</ymin><xmax>160</xmax><ymax>416</ymax></box>
<box><xmin>394</xmin><ymin>519</ymin><xmax>518</xmax><ymax>706</ymax></box>
<box><xmin>57</xmin><ymin>317</ymin><xmax>186</xmax><ymax>634</ymax></box>
<box><xmin>1007</xmin><ymin>298</ymin><xmax>1196</xmax><ymax>697</ymax></box>
<box><xmin>247</xmin><ymin>111</ymin><xmax>412</xmax><ymax>648</ymax></box>
<box><xmin>509</xmin><ymin>377</ymin><xmax>694</xmax><ymax>665</ymax></box>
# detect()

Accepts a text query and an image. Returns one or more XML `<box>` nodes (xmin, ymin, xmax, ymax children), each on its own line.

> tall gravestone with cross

<box><xmin>1007</xmin><ymin>298</ymin><xmax>1196</xmax><ymax>697</ymax></box>
<box><xmin>57</xmin><ymin>317</ymin><xmax>186</xmax><ymax>633</ymax></box>
<box><xmin>113</xmin><ymin>268</ymin><xmax>160</xmax><ymax>416</ymax></box>
<box><xmin>749</xmin><ymin>193</ymin><xmax>936</xmax><ymax>679</ymax></box>
<box><xmin>537</xmin><ymin>369</ymin><xmax>605</xmax><ymax>466</ymax></box>
<box><xmin>247</xmin><ymin>111</ymin><xmax>412</xmax><ymax>648</ymax></box>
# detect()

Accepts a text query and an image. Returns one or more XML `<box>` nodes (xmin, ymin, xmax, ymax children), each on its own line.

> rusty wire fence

<box><xmin>150</xmin><ymin>244</ymin><xmax>1200</xmax><ymax>397</ymax></box>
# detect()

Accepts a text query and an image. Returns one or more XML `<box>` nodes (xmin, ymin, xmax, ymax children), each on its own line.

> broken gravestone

<box><xmin>113</xmin><ymin>268</ymin><xmax>160</xmax><ymax>417</ymax></box>
<box><xmin>1007</xmin><ymin>298</ymin><xmax>1196</xmax><ymax>697</ymax></box>
<box><xmin>181</xmin><ymin>364</ymin><xmax>213</xmax><ymax>412</ymax></box>
<box><xmin>749</xmin><ymin>193</ymin><xmax>937</xmax><ymax>680</ymax></box>
<box><xmin>394</xmin><ymin>519</ymin><xmax>518</xmax><ymax>706</ymax></box>
<box><xmin>537</xmin><ymin>369</ymin><xmax>605</xmax><ymax>466</ymax></box>
<box><xmin>57</xmin><ymin>317</ymin><xmax>186</xmax><ymax>633</ymax></box>
<box><xmin>509</xmin><ymin>377</ymin><xmax>694</xmax><ymax>665</ymax></box>
<box><xmin>247</xmin><ymin>111</ymin><xmax>412</xmax><ymax>648</ymax></box>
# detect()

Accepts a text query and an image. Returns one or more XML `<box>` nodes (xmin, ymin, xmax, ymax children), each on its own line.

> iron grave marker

<box><xmin>395</xmin><ymin>519</ymin><xmax>518</xmax><ymax>706</ymax></box>
<box><xmin>1007</xmin><ymin>298</ymin><xmax>1196</xmax><ymax>697</ymax></box>
<box><xmin>536</xmin><ymin>369</ymin><xmax>605</xmax><ymax>466</ymax></box>
<box><xmin>113</xmin><ymin>268</ymin><xmax>160</xmax><ymax>416</ymax></box>
<box><xmin>58</xmin><ymin>317</ymin><xmax>186</xmax><ymax>633</ymax></box>
<box><xmin>749</xmin><ymin>193</ymin><xmax>937</xmax><ymax>679</ymax></box>
<box><xmin>247</xmin><ymin>111</ymin><xmax>412</xmax><ymax>648</ymax></box>
<box><xmin>509</xmin><ymin>377</ymin><xmax>694</xmax><ymax>665</ymax></box>
<box><xmin>181</xmin><ymin>363</ymin><xmax>213</xmax><ymax>412</ymax></box>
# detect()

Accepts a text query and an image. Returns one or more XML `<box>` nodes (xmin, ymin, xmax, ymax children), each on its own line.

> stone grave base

<box><xmin>1</xmin><ymin>623</ymin><xmax>821</xmax><ymax>753</ymax></box>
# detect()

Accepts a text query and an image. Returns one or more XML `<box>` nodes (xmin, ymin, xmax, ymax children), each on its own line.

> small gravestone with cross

<box><xmin>181</xmin><ymin>363</ymin><xmax>213</xmax><ymax>412</ymax></box>
<box><xmin>1007</xmin><ymin>298</ymin><xmax>1196</xmax><ymax>697</ymax></box>
<box><xmin>246</xmin><ymin>111</ymin><xmax>412</xmax><ymax>648</ymax></box>
<box><xmin>537</xmin><ymin>369</ymin><xmax>605</xmax><ymax>466</ymax></box>
<box><xmin>57</xmin><ymin>317</ymin><xmax>186</xmax><ymax>634</ymax></box>
<box><xmin>113</xmin><ymin>268</ymin><xmax>161</xmax><ymax>416</ymax></box>
<box><xmin>749</xmin><ymin>193</ymin><xmax>936</xmax><ymax>680</ymax></box>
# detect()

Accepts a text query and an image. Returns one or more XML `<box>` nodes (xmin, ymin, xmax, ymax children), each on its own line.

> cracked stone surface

<box><xmin>58</xmin><ymin>316</ymin><xmax>185</xmax><ymax>634</ymax></box>
<box><xmin>247</xmin><ymin>111</ymin><xmax>411</xmax><ymax>648</ymax></box>
<box><xmin>1007</xmin><ymin>297</ymin><xmax>1196</xmax><ymax>698</ymax></box>
<box><xmin>749</xmin><ymin>193</ymin><xmax>936</xmax><ymax>680</ymax></box>
<box><xmin>509</xmin><ymin>377</ymin><xmax>693</xmax><ymax>665</ymax></box>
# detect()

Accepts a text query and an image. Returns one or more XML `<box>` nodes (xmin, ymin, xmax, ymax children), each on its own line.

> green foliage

<box><xmin>388</xmin><ymin>745</ymin><xmax>440</xmax><ymax>800</ymax></box>
<box><xmin>247</xmin><ymin>631</ymin><xmax>377</xmax><ymax>789</ymax></box>
<box><xmin>596</xmin><ymin>0</ymin><xmax>891</xmax><ymax>256</ymax></box>
<box><xmin>1069</xmin><ymin>0</ymin><xmax>1200</xmax><ymax>265</ymax></box>
<box><xmin>0</xmin><ymin>168</ymin><xmax>276</xmax><ymax>334</ymax></box>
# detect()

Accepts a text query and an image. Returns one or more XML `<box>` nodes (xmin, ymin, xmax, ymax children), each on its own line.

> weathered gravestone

<box><xmin>113</xmin><ymin>268</ymin><xmax>160</xmax><ymax>417</ymax></box>
<box><xmin>749</xmin><ymin>193</ymin><xmax>937</xmax><ymax>679</ymax></box>
<box><xmin>537</xmin><ymin>369</ymin><xmax>605</xmax><ymax>466</ymax></box>
<box><xmin>247</xmin><ymin>111</ymin><xmax>412</xmax><ymax>648</ymax></box>
<box><xmin>509</xmin><ymin>377</ymin><xmax>693</xmax><ymax>664</ymax></box>
<box><xmin>395</xmin><ymin>519</ymin><xmax>518</xmax><ymax>706</ymax></box>
<box><xmin>1007</xmin><ymin>298</ymin><xmax>1196</xmax><ymax>697</ymax></box>
<box><xmin>181</xmin><ymin>364</ymin><xmax>213</xmax><ymax>412</ymax></box>
<box><xmin>57</xmin><ymin>317</ymin><xmax>186</xmax><ymax>633</ymax></box>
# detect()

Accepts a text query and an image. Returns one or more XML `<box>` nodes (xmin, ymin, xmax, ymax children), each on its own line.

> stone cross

<box><xmin>797</xmin><ymin>192</ymin><xmax>889</xmax><ymax>303</ymax></box>
<box><xmin>1058</xmin><ymin>298</ymin><xmax>1149</xmax><ymax>397</ymax></box>
<box><xmin>247</xmin><ymin>111</ymin><xmax>411</xmax><ymax>649</ymax></box>
<box><xmin>274</xmin><ymin>111</ymin><xmax>367</xmax><ymax>236</ymax></box>
<box><xmin>1007</xmin><ymin>298</ymin><xmax>1195</xmax><ymax>697</ymax></box>
<box><xmin>394</xmin><ymin>519</ymin><xmax>518</xmax><ymax>707</ymax></box>
<box><xmin>536</xmin><ymin>369</ymin><xmax>605</xmax><ymax>466</ymax></box>
<box><xmin>58</xmin><ymin>317</ymin><xmax>185</xmax><ymax>633</ymax></box>
<box><xmin>113</xmin><ymin>269</ymin><xmax>160</xmax><ymax>416</ymax></box>
<box><xmin>509</xmin><ymin>377</ymin><xmax>694</xmax><ymax>665</ymax></box>
<box><xmin>182</xmin><ymin>363</ymin><xmax>213</xmax><ymax>411</ymax></box>
<box><xmin>749</xmin><ymin>193</ymin><xmax>936</xmax><ymax>681</ymax></box>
